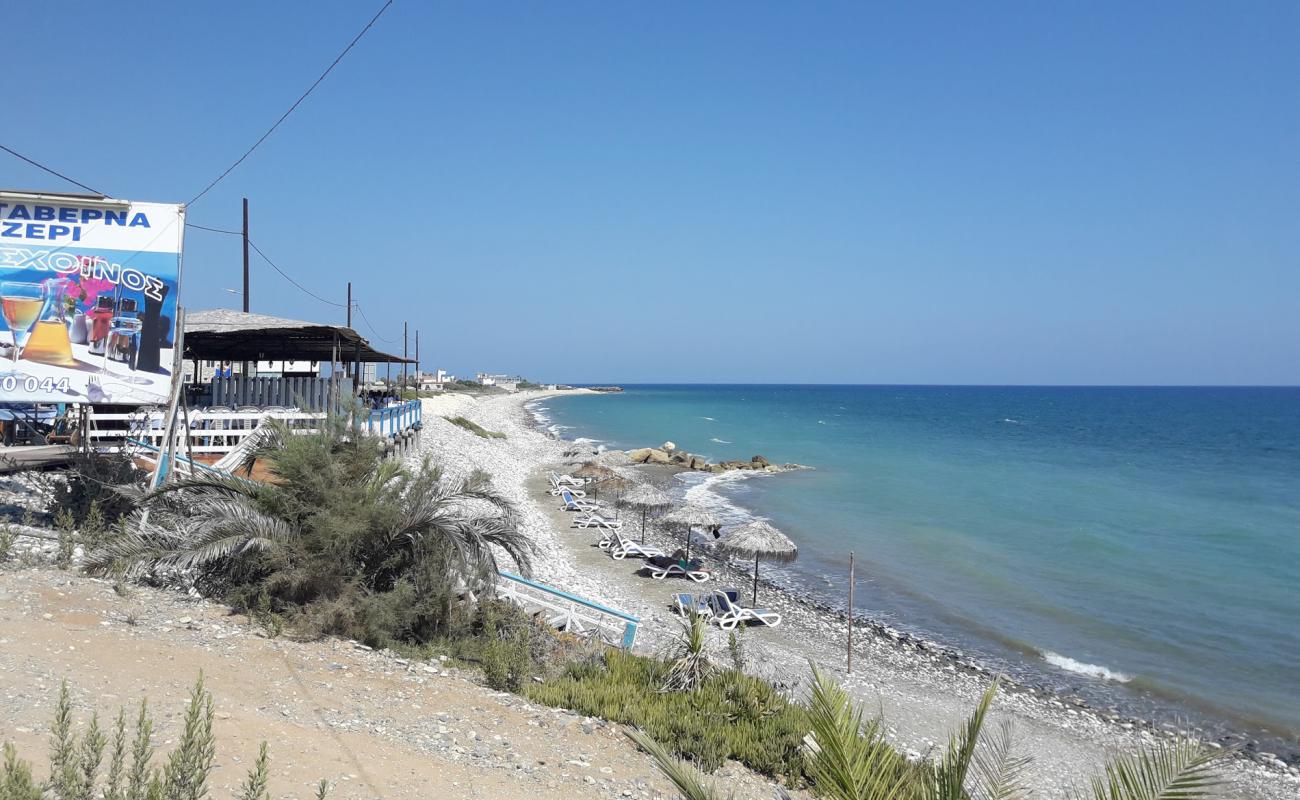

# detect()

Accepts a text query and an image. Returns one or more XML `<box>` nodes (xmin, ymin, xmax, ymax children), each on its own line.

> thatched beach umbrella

<box><xmin>572</xmin><ymin>463</ymin><xmax>617</xmax><ymax>500</ymax></box>
<box><xmin>713</xmin><ymin>520</ymin><xmax>798</xmax><ymax>605</ymax></box>
<box><xmin>599</xmin><ymin>475</ymin><xmax>635</xmax><ymax>518</ymax></box>
<box><xmin>660</xmin><ymin>503</ymin><xmax>719</xmax><ymax>560</ymax></box>
<box><xmin>616</xmin><ymin>483</ymin><xmax>671</xmax><ymax>543</ymax></box>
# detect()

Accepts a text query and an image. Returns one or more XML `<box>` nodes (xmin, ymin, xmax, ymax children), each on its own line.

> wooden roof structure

<box><xmin>183</xmin><ymin>309</ymin><xmax>412</xmax><ymax>364</ymax></box>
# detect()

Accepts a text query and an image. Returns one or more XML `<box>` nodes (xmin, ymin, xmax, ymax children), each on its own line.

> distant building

<box><xmin>418</xmin><ymin>368</ymin><xmax>455</xmax><ymax>392</ymax></box>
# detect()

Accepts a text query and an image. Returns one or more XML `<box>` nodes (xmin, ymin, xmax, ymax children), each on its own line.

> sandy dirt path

<box><xmin>0</xmin><ymin>568</ymin><xmax>796</xmax><ymax>800</ymax></box>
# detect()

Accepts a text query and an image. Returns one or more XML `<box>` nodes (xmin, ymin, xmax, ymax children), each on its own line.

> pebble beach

<box><xmin>409</xmin><ymin>388</ymin><xmax>1300</xmax><ymax>800</ymax></box>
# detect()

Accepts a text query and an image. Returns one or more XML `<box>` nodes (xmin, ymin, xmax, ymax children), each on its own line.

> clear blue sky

<box><xmin>5</xmin><ymin>2</ymin><xmax>1297</xmax><ymax>384</ymax></box>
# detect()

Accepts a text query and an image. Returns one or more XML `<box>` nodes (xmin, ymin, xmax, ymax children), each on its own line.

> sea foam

<box><xmin>1042</xmin><ymin>651</ymin><xmax>1131</xmax><ymax>683</ymax></box>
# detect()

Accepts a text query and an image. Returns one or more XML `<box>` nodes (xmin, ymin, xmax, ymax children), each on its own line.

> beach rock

<box><xmin>660</xmin><ymin>441</ymin><xmax>676</xmax><ymax>452</ymax></box>
<box><xmin>706</xmin><ymin>464</ymin><xmax>727</xmax><ymax>473</ymax></box>
<box><xmin>670</xmin><ymin>452</ymin><xmax>689</xmax><ymax>464</ymax></box>
<box><xmin>643</xmin><ymin>449</ymin><xmax>672</xmax><ymax>464</ymax></box>
<box><xmin>687</xmin><ymin>455</ymin><xmax>710</xmax><ymax>470</ymax></box>
<box><xmin>751</xmin><ymin>455</ymin><xmax>770</xmax><ymax>467</ymax></box>
<box><xmin>625</xmin><ymin>448</ymin><xmax>653</xmax><ymax>463</ymax></box>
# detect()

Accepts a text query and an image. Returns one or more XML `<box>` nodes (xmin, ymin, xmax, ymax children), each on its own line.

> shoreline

<box><xmin>412</xmin><ymin>389</ymin><xmax>1299</xmax><ymax>798</ymax></box>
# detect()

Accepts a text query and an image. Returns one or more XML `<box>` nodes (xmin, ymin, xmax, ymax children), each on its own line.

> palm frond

<box><xmin>1085</xmin><ymin>739</ymin><xmax>1224</xmax><ymax>800</ymax></box>
<box><xmin>970</xmin><ymin>719</ymin><xmax>1032</xmax><ymax>800</ymax></box>
<box><xmin>625</xmin><ymin>728</ymin><xmax>727</xmax><ymax>800</ymax></box>
<box><xmin>805</xmin><ymin>664</ymin><xmax>918</xmax><ymax>800</ymax></box>
<box><xmin>933</xmin><ymin>680</ymin><xmax>999</xmax><ymax>800</ymax></box>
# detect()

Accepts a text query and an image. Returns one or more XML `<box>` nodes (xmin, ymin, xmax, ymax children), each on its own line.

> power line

<box><xmin>186</xmin><ymin>0</ymin><xmax>394</xmax><ymax>207</ymax></box>
<box><xmin>351</xmin><ymin>303</ymin><xmax>398</xmax><ymax>343</ymax></box>
<box><xmin>185</xmin><ymin>222</ymin><xmax>243</xmax><ymax>235</ymax></box>
<box><xmin>0</xmin><ymin>143</ymin><xmax>103</xmax><ymax>195</ymax></box>
<box><xmin>247</xmin><ymin>239</ymin><xmax>348</xmax><ymax>308</ymax></box>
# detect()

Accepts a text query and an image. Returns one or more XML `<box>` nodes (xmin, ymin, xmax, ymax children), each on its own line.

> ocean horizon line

<box><xmin>559</xmin><ymin>381</ymin><xmax>1300</xmax><ymax>389</ymax></box>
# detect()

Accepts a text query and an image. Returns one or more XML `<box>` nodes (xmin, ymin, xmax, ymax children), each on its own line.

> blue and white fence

<box><xmin>497</xmin><ymin>570</ymin><xmax>640</xmax><ymax>649</ymax></box>
<box><xmin>366</xmin><ymin>400</ymin><xmax>422</xmax><ymax>437</ymax></box>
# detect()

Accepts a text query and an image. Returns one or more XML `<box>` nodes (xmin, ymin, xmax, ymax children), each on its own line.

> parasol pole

<box><xmin>848</xmin><ymin>551</ymin><xmax>855</xmax><ymax>674</ymax></box>
<box><xmin>753</xmin><ymin>553</ymin><xmax>760</xmax><ymax>606</ymax></box>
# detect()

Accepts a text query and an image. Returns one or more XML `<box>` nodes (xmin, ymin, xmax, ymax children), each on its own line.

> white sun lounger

<box><xmin>550</xmin><ymin>471</ymin><xmax>586</xmax><ymax>487</ymax></box>
<box><xmin>708</xmin><ymin>589</ymin><xmax>781</xmax><ymax>629</ymax></box>
<box><xmin>560</xmin><ymin>491</ymin><xmax>601</xmax><ymax>512</ymax></box>
<box><xmin>673</xmin><ymin>592</ymin><xmax>714</xmax><ymax>619</ymax></box>
<box><xmin>648</xmin><ymin>561</ymin><xmax>711</xmax><ymax>582</ymax></box>
<box><xmin>608</xmin><ymin>531</ymin><xmax>664</xmax><ymax>561</ymax></box>
<box><xmin>575</xmin><ymin>513</ymin><xmax>622</xmax><ymax>531</ymax></box>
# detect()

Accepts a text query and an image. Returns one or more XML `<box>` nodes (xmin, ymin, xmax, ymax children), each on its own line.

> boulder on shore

<box><xmin>687</xmin><ymin>455</ymin><xmax>710</xmax><ymax>470</ymax></box>
<box><xmin>751</xmin><ymin>455</ymin><xmax>770</xmax><ymax>467</ymax></box>
<box><xmin>661</xmin><ymin>441</ymin><xmax>676</xmax><ymax>452</ymax></box>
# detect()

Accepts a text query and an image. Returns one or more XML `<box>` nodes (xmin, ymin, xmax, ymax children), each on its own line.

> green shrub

<box><xmin>0</xmin><ymin>676</ymin><xmax>327</xmax><ymax>800</ymax></box>
<box><xmin>525</xmin><ymin>650</ymin><xmax>808</xmax><ymax>779</ymax></box>
<box><xmin>46</xmin><ymin>452</ymin><xmax>144</xmax><ymax>529</ymax></box>
<box><xmin>444</xmin><ymin>416</ymin><xmax>506</xmax><ymax>439</ymax></box>
<box><xmin>0</xmin><ymin>520</ymin><xmax>17</xmax><ymax>563</ymax></box>
<box><xmin>87</xmin><ymin>417</ymin><xmax>533</xmax><ymax>656</ymax></box>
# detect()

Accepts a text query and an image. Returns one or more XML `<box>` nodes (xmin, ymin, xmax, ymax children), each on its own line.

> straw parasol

<box><xmin>572</xmin><ymin>462</ymin><xmax>617</xmax><ymax>501</ymax></box>
<box><xmin>660</xmin><ymin>503</ymin><xmax>720</xmax><ymax>560</ymax></box>
<box><xmin>616</xmin><ymin>483</ymin><xmax>672</xmax><ymax>542</ymax></box>
<box><xmin>713</xmin><ymin>520</ymin><xmax>797</xmax><ymax>605</ymax></box>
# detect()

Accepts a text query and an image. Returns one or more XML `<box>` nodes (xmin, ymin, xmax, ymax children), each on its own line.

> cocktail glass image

<box><xmin>21</xmin><ymin>278</ymin><xmax>76</xmax><ymax>367</ymax></box>
<box><xmin>0</xmin><ymin>281</ymin><xmax>48</xmax><ymax>377</ymax></box>
<box><xmin>102</xmin><ymin>298</ymin><xmax>151</xmax><ymax>385</ymax></box>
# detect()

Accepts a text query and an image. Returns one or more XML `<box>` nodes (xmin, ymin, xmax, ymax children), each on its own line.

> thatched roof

<box><xmin>616</xmin><ymin>483</ymin><xmax>671</xmax><ymax>511</ymax></box>
<box><xmin>572</xmin><ymin>463</ymin><xmax>616</xmax><ymax>480</ymax></box>
<box><xmin>600</xmin><ymin>475</ymin><xmax>636</xmax><ymax>493</ymax></box>
<box><xmin>661</xmin><ymin>504</ymin><xmax>720</xmax><ymax>529</ymax></box>
<box><xmin>713</xmin><ymin>520</ymin><xmax>798</xmax><ymax>563</ymax></box>
<box><xmin>184</xmin><ymin>309</ymin><xmax>411</xmax><ymax>363</ymax></box>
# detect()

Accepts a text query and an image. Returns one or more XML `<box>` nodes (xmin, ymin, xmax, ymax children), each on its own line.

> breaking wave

<box><xmin>1042</xmin><ymin>651</ymin><xmax>1132</xmax><ymax>683</ymax></box>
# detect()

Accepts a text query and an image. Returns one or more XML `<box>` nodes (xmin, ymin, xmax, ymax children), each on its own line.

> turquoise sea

<box><xmin>531</xmin><ymin>385</ymin><xmax>1300</xmax><ymax>746</ymax></box>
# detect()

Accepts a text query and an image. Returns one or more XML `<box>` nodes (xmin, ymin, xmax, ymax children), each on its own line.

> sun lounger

<box><xmin>646</xmin><ymin>555</ymin><xmax>711</xmax><ymax>582</ymax></box>
<box><xmin>608</xmin><ymin>531</ymin><xmax>664</xmax><ymax>561</ymax></box>
<box><xmin>560</xmin><ymin>490</ymin><xmax>601</xmax><ymax>512</ymax></box>
<box><xmin>672</xmin><ymin>592</ymin><xmax>714</xmax><ymax>619</ymax></box>
<box><xmin>575</xmin><ymin>513</ymin><xmax>622</xmax><ymax>531</ymax></box>
<box><xmin>549</xmin><ymin>471</ymin><xmax>586</xmax><ymax>487</ymax></box>
<box><xmin>708</xmin><ymin>589</ymin><xmax>781</xmax><ymax>629</ymax></box>
<box><xmin>549</xmin><ymin>482</ymin><xmax>586</xmax><ymax>497</ymax></box>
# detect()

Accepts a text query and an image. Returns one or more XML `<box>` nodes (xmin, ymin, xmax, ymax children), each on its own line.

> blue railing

<box><xmin>365</xmin><ymin>400</ymin><xmax>423</xmax><ymax>437</ymax></box>
<box><xmin>498</xmin><ymin>570</ymin><xmax>641</xmax><ymax>649</ymax></box>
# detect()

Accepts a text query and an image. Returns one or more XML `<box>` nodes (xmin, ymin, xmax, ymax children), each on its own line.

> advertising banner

<box><xmin>0</xmin><ymin>193</ymin><xmax>184</xmax><ymax>404</ymax></box>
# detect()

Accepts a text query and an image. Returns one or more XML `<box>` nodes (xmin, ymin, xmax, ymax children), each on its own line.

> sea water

<box><xmin>532</xmin><ymin>385</ymin><xmax>1300</xmax><ymax>743</ymax></box>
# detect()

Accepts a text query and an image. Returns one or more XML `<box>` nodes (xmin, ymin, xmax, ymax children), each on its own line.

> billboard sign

<box><xmin>0</xmin><ymin>192</ymin><xmax>184</xmax><ymax>404</ymax></box>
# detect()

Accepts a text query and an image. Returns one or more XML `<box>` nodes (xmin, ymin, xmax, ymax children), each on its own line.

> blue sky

<box><xmin>5</xmin><ymin>2</ymin><xmax>1297</xmax><ymax>384</ymax></box>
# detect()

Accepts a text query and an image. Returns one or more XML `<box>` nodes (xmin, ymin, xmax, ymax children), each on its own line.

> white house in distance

<box><xmin>419</xmin><ymin>368</ymin><xmax>455</xmax><ymax>392</ymax></box>
<box><xmin>476</xmin><ymin>373</ymin><xmax>521</xmax><ymax>392</ymax></box>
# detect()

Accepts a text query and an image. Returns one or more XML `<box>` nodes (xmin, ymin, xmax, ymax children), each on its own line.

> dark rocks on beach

<box><xmin>751</xmin><ymin>455</ymin><xmax>770</xmax><ymax>467</ymax></box>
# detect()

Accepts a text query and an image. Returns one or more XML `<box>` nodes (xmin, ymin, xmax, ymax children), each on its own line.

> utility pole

<box><xmin>415</xmin><ymin>330</ymin><xmax>419</xmax><ymax>386</ymax></box>
<box><xmin>345</xmin><ymin>282</ymin><xmax>353</xmax><ymax>379</ymax></box>
<box><xmin>240</xmin><ymin>197</ymin><xmax>250</xmax><ymax>381</ymax></box>
<box><xmin>402</xmin><ymin>322</ymin><xmax>408</xmax><ymax>390</ymax></box>
<box><xmin>241</xmin><ymin>198</ymin><xmax>250</xmax><ymax>313</ymax></box>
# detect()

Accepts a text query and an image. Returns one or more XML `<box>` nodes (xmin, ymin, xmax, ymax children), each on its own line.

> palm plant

<box><xmin>631</xmin><ymin>666</ymin><xmax>1225</xmax><ymax>800</ymax></box>
<box><xmin>661</xmin><ymin>612</ymin><xmax>718</xmax><ymax>692</ymax></box>
<box><xmin>86</xmin><ymin>417</ymin><xmax>534</xmax><ymax>647</ymax></box>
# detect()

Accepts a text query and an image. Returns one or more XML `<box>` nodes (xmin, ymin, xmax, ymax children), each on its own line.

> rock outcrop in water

<box><xmin>621</xmin><ymin>447</ymin><xmax>802</xmax><ymax>474</ymax></box>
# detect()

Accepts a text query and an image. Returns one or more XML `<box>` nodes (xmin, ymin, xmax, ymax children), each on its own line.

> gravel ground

<box><xmin>409</xmin><ymin>389</ymin><xmax>1300</xmax><ymax>800</ymax></box>
<box><xmin>0</xmin><ymin>567</ymin><xmax>798</xmax><ymax>800</ymax></box>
